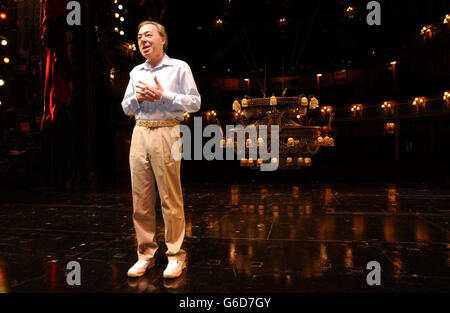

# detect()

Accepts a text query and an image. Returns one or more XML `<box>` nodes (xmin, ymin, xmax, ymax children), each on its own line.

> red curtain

<box><xmin>40</xmin><ymin>0</ymin><xmax>70</xmax><ymax>130</ymax></box>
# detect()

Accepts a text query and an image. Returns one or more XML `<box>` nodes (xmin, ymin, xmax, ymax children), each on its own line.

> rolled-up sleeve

<box><xmin>161</xmin><ymin>64</ymin><xmax>201</xmax><ymax>113</ymax></box>
<box><xmin>121</xmin><ymin>72</ymin><xmax>140</xmax><ymax>116</ymax></box>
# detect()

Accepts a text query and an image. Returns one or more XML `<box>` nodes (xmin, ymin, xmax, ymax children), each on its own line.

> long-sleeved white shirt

<box><xmin>121</xmin><ymin>53</ymin><xmax>201</xmax><ymax>120</ymax></box>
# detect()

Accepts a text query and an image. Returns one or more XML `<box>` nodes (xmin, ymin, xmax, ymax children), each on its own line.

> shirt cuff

<box><xmin>161</xmin><ymin>89</ymin><xmax>176</xmax><ymax>104</ymax></box>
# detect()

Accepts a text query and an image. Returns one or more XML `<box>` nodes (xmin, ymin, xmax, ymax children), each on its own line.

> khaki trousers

<box><xmin>129</xmin><ymin>125</ymin><xmax>186</xmax><ymax>261</ymax></box>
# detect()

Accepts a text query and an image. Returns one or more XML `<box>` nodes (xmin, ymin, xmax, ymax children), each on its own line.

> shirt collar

<box><xmin>141</xmin><ymin>53</ymin><xmax>173</xmax><ymax>71</ymax></box>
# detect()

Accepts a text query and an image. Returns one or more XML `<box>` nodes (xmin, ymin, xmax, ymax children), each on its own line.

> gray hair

<box><xmin>137</xmin><ymin>21</ymin><xmax>168</xmax><ymax>50</ymax></box>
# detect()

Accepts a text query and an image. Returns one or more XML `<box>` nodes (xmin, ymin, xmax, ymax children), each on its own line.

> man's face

<box><xmin>137</xmin><ymin>24</ymin><xmax>165</xmax><ymax>61</ymax></box>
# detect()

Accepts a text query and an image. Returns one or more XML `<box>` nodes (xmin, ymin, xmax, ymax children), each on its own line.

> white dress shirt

<box><xmin>121</xmin><ymin>53</ymin><xmax>201</xmax><ymax>121</ymax></box>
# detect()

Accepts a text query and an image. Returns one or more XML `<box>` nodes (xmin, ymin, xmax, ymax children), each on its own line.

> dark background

<box><xmin>0</xmin><ymin>0</ymin><xmax>449</xmax><ymax>189</ymax></box>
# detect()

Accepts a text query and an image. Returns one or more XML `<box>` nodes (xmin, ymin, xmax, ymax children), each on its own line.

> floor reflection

<box><xmin>0</xmin><ymin>259</ymin><xmax>7</xmax><ymax>293</ymax></box>
<box><xmin>127</xmin><ymin>276</ymin><xmax>158</xmax><ymax>293</ymax></box>
<box><xmin>0</xmin><ymin>182</ymin><xmax>449</xmax><ymax>292</ymax></box>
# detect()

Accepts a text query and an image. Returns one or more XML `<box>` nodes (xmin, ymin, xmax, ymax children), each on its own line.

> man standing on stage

<box><xmin>121</xmin><ymin>21</ymin><xmax>201</xmax><ymax>279</ymax></box>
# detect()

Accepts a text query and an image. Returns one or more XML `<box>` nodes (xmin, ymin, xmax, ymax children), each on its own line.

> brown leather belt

<box><xmin>136</xmin><ymin>119</ymin><xmax>180</xmax><ymax>128</ymax></box>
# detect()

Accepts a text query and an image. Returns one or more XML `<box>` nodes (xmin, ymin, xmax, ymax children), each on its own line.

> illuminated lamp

<box><xmin>309</xmin><ymin>97</ymin><xmax>319</xmax><ymax>109</ymax></box>
<box><xmin>287</xmin><ymin>137</ymin><xmax>294</xmax><ymax>148</ymax></box>
<box><xmin>257</xmin><ymin>137</ymin><xmax>264</xmax><ymax>146</ymax></box>
<box><xmin>270</xmin><ymin>94</ymin><xmax>277</xmax><ymax>106</ymax></box>
<box><xmin>304</xmin><ymin>158</ymin><xmax>312</xmax><ymax>166</ymax></box>
<box><xmin>232</xmin><ymin>99</ymin><xmax>240</xmax><ymax>111</ymax></box>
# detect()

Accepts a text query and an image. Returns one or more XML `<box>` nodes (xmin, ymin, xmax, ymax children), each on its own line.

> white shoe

<box><xmin>163</xmin><ymin>260</ymin><xmax>186</xmax><ymax>279</ymax></box>
<box><xmin>127</xmin><ymin>259</ymin><xmax>155</xmax><ymax>277</ymax></box>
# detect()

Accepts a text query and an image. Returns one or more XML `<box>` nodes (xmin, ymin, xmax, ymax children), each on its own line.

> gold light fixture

<box><xmin>257</xmin><ymin>137</ymin><xmax>264</xmax><ymax>147</ymax></box>
<box><xmin>420</xmin><ymin>25</ymin><xmax>433</xmax><ymax>34</ymax></box>
<box><xmin>317</xmin><ymin>136</ymin><xmax>324</xmax><ymax>144</ymax></box>
<box><xmin>381</xmin><ymin>101</ymin><xmax>392</xmax><ymax>110</ymax></box>
<box><xmin>109</xmin><ymin>68</ymin><xmax>116</xmax><ymax>81</ymax></box>
<box><xmin>444</xmin><ymin>14</ymin><xmax>449</xmax><ymax>24</ymax></box>
<box><xmin>320</xmin><ymin>106</ymin><xmax>332</xmax><ymax>113</ymax></box>
<box><xmin>232</xmin><ymin>99</ymin><xmax>241</xmax><ymax>111</ymax></box>
<box><xmin>270</xmin><ymin>94</ymin><xmax>277</xmax><ymax>106</ymax></box>
<box><xmin>412</xmin><ymin>97</ymin><xmax>425</xmax><ymax>106</ymax></box>
<box><xmin>229</xmin><ymin>90</ymin><xmax>332</xmax><ymax>170</ymax></box>
<box><xmin>183</xmin><ymin>112</ymin><xmax>190</xmax><ymax>123</ymax></box>
<box><xmin>125</xmin><ymin>43</ymin><xmax>136</xmax><ymax>51</ymax></box>
<box><xmin>443</xmin><ymin>91</ymin><xmax>450</xmax><ymax>102</ymax></box>
<box><xmin>385</xmin><ymin>122</ymin><xmax>396</xmax><ymax>133</ymax></box>
<box><xmin>351</xmin><ymin>104</ymin><xmax>362</xmax><ymax>112</ymax></box>
<box><xmin>346</xmin><ymin>6</ymin><xmax>355</xmax><ymax>19</ymax></box>
<box><xmin>287</xmin><ymin>137</ymin><xmax>294</xmax><ymax>148</ymax></box>
<box><xmin>323</xmin><ymin>136</ymin><xmax>334</xmax><ymax>146</ymax></box>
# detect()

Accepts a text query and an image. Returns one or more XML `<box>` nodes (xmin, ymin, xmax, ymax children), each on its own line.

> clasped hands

<box><xmin>136</xmin><ymin>76</ymin><xmax>164</xmax><ymax>102</ymax></box>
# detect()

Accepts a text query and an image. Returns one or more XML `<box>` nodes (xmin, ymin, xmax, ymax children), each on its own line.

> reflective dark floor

<box><xmin>0</xmin><ymin>182</ymin><xmax>449</xmax><ymax>292</ymax></box>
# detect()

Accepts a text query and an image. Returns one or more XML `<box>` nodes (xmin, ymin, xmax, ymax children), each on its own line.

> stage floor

<box><xmin>0</xmin><ymin>182</ymin><xmax>449</xmax><ymax>293</ymax></box>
